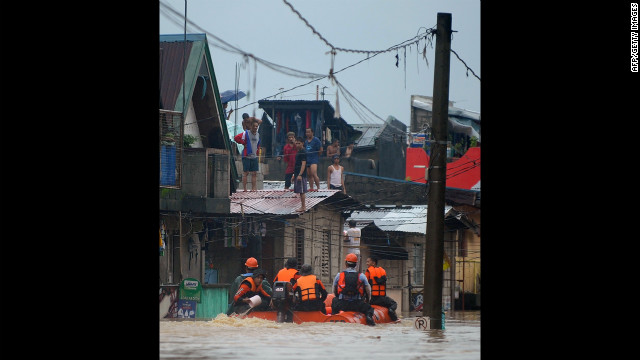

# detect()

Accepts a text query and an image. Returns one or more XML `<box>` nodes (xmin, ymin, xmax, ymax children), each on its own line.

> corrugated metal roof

<box><xmin>350</xmin><ymin>116</ymin><xmax>406</xmax><ymax>148</ymax></box>
<box><xmin>346</xmin><ymin>205</ymin><xmax>453</xmax><ymax>234</ymax></box>
<box><xmin>230</xmin><ymin>189</ymin><xmax>346</xmax><ymax>215</ymax></box>
<box><xmin>262</xmin><ymin>181</ymin><xmax>327</xmax><ymax>190</ymax></box>
<box><xmin>350</xmin><ymin>124</ymin><xmax>383</xmax><ymax>147</ymax></box>
<box><xmin>159</xmin><ymin>36</ymin><xmax>195</xmax><ymax>112</ymax></box>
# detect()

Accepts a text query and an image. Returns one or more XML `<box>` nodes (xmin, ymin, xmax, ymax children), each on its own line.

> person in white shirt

<box><xmin>327</xmin><ymin>155</ymin><xmax>346</xmax><ymax>194</ymax></box>
<box><xmin>344</xmin><ymin>220</ymin><xmax>361</xmax><ymax>271</ymax></box>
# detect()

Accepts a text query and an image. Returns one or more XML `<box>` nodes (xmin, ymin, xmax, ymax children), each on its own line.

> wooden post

<box><xmin>422</xmin><ymin>12</ymin><xmax>452</xmax><ymax>329</ymax></box>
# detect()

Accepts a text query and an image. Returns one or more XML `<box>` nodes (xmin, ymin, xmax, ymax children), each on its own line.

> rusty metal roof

<box><xmin>159</xmin><ymin>35</ymin><xmax>195</xmax><ymax>112</ymax></box>
<box><xmin>230</xmin><ymin>189</ymin><xmax>361</xmax><ymax>215</ymax></box>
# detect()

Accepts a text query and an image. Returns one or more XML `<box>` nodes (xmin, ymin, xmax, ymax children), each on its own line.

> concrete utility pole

<box><xmin>422</xmin><ymin>12</ymin><xmax>451</xmax><ymax>329</ymax></box>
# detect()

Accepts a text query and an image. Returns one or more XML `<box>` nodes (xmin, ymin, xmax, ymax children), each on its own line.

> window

<box><xmin>413</xmin><ymin>243</ymin><xmax>423</xmax><ymax>285</ymax></box>
<box><xmin>296</xmin><ymin>228</ymin><xmax>304</xmax><ymax>270</ymax></box>
<box><xmin>457</xmin><ymin>229</ymin><xmax>467</xmax><ymax>258</ymax></box>
<box><xmin>159</xmin><ymin>110</ymin><xmax>183</xmax><ymax>188</ymax></box>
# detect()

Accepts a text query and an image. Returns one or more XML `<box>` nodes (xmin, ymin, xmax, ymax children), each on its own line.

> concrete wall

<box><xmin>282</xmin><ymin>206</ymin><xmax>344</xmax><ymax>287</ymax></box>
<box><xmin>345</xmin><ymin>174</ymin><xmax>427</xmax><ymax>206</ymax></box>
<box><xmin>159</xmin><ymin>215</ymin><xmax>205</xmax><ymax>286</ymax></box>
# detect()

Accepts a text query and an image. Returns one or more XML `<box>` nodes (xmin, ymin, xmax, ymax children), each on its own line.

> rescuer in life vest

<box><xmin>365</xmin><ymin>256</ymin><xmax>399</xmax><ymax>321</ymax></box>
<box><xmin>227</xmin><ymin>257</ymin><xmax>273</xmax><ymax>315</ymax></box>
<box><xmin>292</xmin><ymin>264</ymin><xmax>329</xmax><ymax>314</ymax></box>
<box><xmin>273</xmin><ymin>257</ymin><xmax>301</xmax><ymax>285</ymax></box>
<box><xmin>331</xmin><ymin>253</ymin><xmax>376</xmax><ymax>326</ymax></box>
<box><xmin>228</xmin><ymin>268</ymin><xmax>272</xmax><ymax>315</ymax></box>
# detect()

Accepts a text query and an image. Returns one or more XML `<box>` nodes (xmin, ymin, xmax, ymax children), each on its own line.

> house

<box><xmin>256</xmin><ymin>106</ymin><xmax>408</xmax><ymax>186</ymax></box>
<box><xmin>206</xmin><ymin>189</ymin><xmax>363</xmax><ymax>289</ymax></box>
<box><xmin>255</xmin><ymin>99</ymin><xmax>381</xmax><ymax>185</ymax></box>
<box><xmin>409</xmin><ymin>94</ymin><xmax>480</xmax><ymax>158</ymax></box>
<box><xmin>349</xmin><ymin>115</ymin><xmax>408</xmax><ymax>180</ymax></box>
<box><xmin>159</xmin><ymin>33</ymin><xmax>240</xmax><ymax>318</ymax></box>
<box><xmin>159</xmin><ymin>33</ymin><xmax>240</xmax><ymax>191</ymax></box>
<box><xmin>257</xmin><ymin>99</ymin><xmax>361</xmax><ymax>158</ymax></box>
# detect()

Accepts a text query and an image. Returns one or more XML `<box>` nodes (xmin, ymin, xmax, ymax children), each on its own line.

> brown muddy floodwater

<box><xmin>160</xmin><ymin>311</ymin><xmax>480</xmax><ymax>359</ymax></box>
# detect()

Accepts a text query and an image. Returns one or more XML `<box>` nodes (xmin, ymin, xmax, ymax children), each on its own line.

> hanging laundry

<box><xmin>295</xmin><ymin>113</ymin><xmax>304</xmax><ymax>138</ymax></box>
<box><xmin>188</xmin><ymin>233</ymin><xmax>200</xmax><ymax>270</ymax></box>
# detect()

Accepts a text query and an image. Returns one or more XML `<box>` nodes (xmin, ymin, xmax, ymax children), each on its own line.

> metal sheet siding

<box><xmin>346</xmin><ymin>205</ymin><xmax>453</xmax><ymax>234</ymax></box>
<box><xmin>159</xmin><ymin>40</ymin><xmax>194</xmax><ymax>112</ymax></box>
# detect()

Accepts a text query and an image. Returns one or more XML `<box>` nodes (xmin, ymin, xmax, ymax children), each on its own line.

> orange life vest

<box><xmin>274</xmin><ymin>268</ymin><xmax>299</xmax><ymax>283</ymax></box>
<box><xmin>337</xmin><ymin>271</ymin><xmax>364</xmax><ymax>297</ymax></box>
<box><xmin>366</xmin><ymin>266</ymin><xmax>387</xmax><ymax>296</ymax></box>
<box><xmin>295</xmin><ymin>275</ymin><xmax>319</xmax><ymax>301</ymax></box>
<box><xmin>234</xmin><ymin>276</ymin><xmax>264</xmax><ymax>302</ymax></box>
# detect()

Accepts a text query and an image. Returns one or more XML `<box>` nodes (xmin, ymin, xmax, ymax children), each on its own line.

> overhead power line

<box><xmin>160</xmin><ymin>0</ymin><xmax>478</xmax><ymax>127</ymax></box>
<box><xmin>281</xmin><ymin>0</ymin><xmax>479</xmax><ymax>80</ymax></box>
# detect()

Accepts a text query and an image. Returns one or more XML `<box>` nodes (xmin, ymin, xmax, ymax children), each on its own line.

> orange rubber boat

<box><xmin>243</xmin><ymin>293</ymin><xmax>398</xmax><ymax>324</ymax></box>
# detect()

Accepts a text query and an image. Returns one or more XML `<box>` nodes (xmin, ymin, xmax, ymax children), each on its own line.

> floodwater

<box><xmin>160</xmin><ymin>311</ymin><xmax>480</xmax><ymax>359</ymax></box>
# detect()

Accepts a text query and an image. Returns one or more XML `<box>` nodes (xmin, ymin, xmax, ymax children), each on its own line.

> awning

<box><xmin>361</xmin><ymin>222</ymin><xmax>409</xmax><ymax>260</ymax></box>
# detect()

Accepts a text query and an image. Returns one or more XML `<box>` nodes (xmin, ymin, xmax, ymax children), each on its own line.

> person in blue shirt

<box><xmin>303</xmin><ymin>127</ymin><xmax>323</xmax><ymax>191</ymax></box>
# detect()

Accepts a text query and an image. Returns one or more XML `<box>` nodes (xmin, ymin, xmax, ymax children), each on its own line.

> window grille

<box><xmin>321</xmin><ymin>230</ymin><xmax>330</xmax><ymax>276</ymax></box>
<box><xmin>159</xmin><ymin>110</ymin><xmax>183</xmax><ymax>188</ymax></box>
<box><xmin>413</xmin><ymin>243</ymin><xmax>423</xmax><ymax>285</ymax></box>
<box><xmin>295</xmin><ymin>228</ymin><xmax>304</xmax><ymax>270</ymax></box>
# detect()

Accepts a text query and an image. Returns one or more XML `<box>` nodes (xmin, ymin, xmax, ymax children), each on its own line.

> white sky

<box><xmin>159</xmin><ymin>0</ymin><xmax>480</xmax><ymax>129</ymax></box>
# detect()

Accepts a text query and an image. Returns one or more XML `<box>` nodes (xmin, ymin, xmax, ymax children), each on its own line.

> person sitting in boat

<box><xmin>331</xmin><ymin>253</ymin><xmax>376</xmax><ymax>326</ymax></box>
<box><xmin>292</xmin><ymin>264</ymin><xmax>328</xmax><ymax>314</ymax></box>
<box><xmin>273</xmin><ymin>257</ymin><xmax>301</xmax><ymax>285</ymax></box>
<box><xmin>229</xmin><ymin>268</ymin><xmax>272</xmax><ymax>315</ymax></box>
<box><xmin>227</xmin><ymin>257</ymin><xmax>273</xmax><ymax>315</ymax></box>
<box><xmin>365</xmin><ymin>256</ymin><xmax>398</xmax><ymax>321</ymax></box>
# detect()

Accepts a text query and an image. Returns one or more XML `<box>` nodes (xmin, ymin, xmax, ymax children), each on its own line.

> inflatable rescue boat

<box><xmin>237</xmin><ymin>282</ymin><xmax>398</xmax><ymax>325</ymax></box>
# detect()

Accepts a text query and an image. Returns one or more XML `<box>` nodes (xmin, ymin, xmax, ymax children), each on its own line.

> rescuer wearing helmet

<box><xmin>365</xmin><ymin>256</ymin><xmax>398</xmax><ymax>321</ymax></box>
<box><xmin>227</xmin><ymin>257</ymin><xmax>273</xmax><ymax>315</ymax></box>
<box><xmin>228</xmin><ymin>268</ymin><xmax>272</xmax><ymax>315</ymax></box>
<box><xmin>292</xmin><ymin>264</ymin><xmax>328</xmax><ymax>314</ymax></box>
<box><xmin>331</xmin><ymin>253</ymin><xmax>376</xmax><ymax>326</ymax></box>
<box><xmin>273</xmin><ymin>257</ymin><xmax>300</xmax><ymax>285</ymax></box>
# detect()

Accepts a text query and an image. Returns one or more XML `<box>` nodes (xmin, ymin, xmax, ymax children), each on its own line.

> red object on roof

<box><xmin>405</xmin><ymin>147</ymin><xmax>480</xmax><ymax>190</ymax></box>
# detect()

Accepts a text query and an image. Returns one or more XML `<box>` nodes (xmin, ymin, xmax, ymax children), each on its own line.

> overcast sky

<box><xmin>159</xmin><ymin>0</ymin><xmax>480</xmax><ymax>130</ymax></box>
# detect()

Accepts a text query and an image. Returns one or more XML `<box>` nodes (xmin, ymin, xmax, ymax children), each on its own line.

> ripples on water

<box><xmin>160</xmin><ymin>311</ymin><xmax>480</xmax><ymax>360</ymax></box>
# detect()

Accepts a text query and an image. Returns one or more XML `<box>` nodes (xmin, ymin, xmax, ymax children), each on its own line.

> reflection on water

<box><xmin>160</xmin><ymin>311</ymin><xmax>480</xmax><ymax>359</ymax></box>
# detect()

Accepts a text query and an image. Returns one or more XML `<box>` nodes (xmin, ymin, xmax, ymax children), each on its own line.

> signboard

<box><xmin>177</xmin><ymin>299</ymin><xmax>197</xmax><ymax>318</ymax></box>
<box><xmin>410</xmin><ymin>290</ymin><xmax>423</xmax><ymax>311</ymax></box>
<box><xmin>410</xmin><ymin>133</ymin><xmax>426</xmax><ymax>148</ymax></box>
<box><xmin>179</xmin><ymin>278</ymin><xmax>202</xmax><ymax>302</ymax></box>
